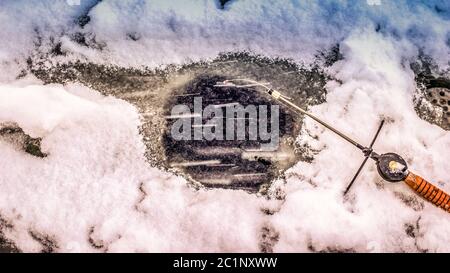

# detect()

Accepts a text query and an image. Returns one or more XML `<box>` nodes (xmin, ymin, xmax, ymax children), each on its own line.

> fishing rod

<box><xmin>215</xmin><ymin>79</ymin><xmax>450</xmax><ymax>213</ymax></box>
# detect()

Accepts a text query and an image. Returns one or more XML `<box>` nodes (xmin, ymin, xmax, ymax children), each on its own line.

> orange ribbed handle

<box><xmin>404</xmin><ymin>172</ymin><xmax>450</xmax><ymax>213</ymax></box>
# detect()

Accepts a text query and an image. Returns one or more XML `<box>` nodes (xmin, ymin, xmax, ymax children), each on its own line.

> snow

<box><xmin>0</xmin><ymin>0</ymin><xmax>449</xmax><ymax>252</ymax></box>
<box><xmin>272</xmin><ymin>30</ymin><xmax>450</xmax><ymax>252</ymax></box>
<box><xmin>2</xmin><ymin>0</ymin><xmax>449</xmax><ymax>70</ymax></box>
<box><xmin>0</xmin><ymin>82</ymin><xmax>267</xmax><ymax>252</ymax></box>
<box><xmin>81</xmin><ymin>0</ymin><xmax>450</xmax><ymax>68</ymax></box>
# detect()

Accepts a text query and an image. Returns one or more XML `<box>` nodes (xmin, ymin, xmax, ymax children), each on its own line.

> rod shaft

<box><xmin>218</xmin><ymin>79</ymin><xmax>366</xmax><ymax>151</ymax></box>
<box><xmin>269</xmin><ymin>90</ymin><xmax>365</xmax><ymax>150</ymax></box>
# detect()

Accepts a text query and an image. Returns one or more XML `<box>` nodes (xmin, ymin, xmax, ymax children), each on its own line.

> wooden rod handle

<box><xmin>404</xmin><ymin>172</ymin><xmax>450</xmax><ymax>213</ymax></box>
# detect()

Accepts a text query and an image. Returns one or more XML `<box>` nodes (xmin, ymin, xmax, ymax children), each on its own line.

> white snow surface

<box><xmin>0</xmin><ymin>0</ymin><xmax>449</xmax><ymax>252</ymax></box>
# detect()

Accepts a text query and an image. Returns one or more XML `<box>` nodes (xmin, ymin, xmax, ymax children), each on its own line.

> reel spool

<box><xmin>376</xmin><ymin>153</ymin><xmax>450</xmax><ymax>212</ymax></box>
<box><xmin>376</xmin><ymin>153</ymin><xmax>408</xmax><ymax>182</ymax></box>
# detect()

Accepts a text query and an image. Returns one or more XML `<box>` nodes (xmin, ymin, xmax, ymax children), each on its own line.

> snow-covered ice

<box><xmin>0</xmin><ymin>0</ymin><xmax>449</xmax><ymax>252</ymax></box>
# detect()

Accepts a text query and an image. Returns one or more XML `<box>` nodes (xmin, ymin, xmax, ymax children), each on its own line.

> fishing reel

<box><xmin>374</xmin><ymin>153</ymin><xmax>408</xmax><ymax>183</ymax></box>
<box><xmin>346</xmin><ymin>125</ymin><xmax>450</xmax><ymax>213</ymax></box>
<box><xmin>374</xmin><ymin>152</ymin><xmax>449</xmax><ymax>212</ymax></box>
